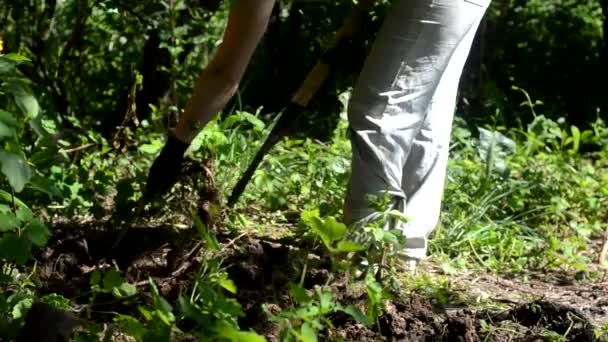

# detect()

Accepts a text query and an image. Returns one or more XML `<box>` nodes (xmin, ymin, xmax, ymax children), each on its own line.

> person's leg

<box><xmin>398</xmin><ymin>7</ymin><xmax>488</xmax><ymax>260</ymax></box>
<box><xmin>344</xmin><ymin>0</ymin><xmax>491</xmax><ymax>256</ymax></box>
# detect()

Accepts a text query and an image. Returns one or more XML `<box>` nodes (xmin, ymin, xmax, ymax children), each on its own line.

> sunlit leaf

<box><xmin>40</xmin><ymin>293</ymin><xmax>72</xmax><ymax>311</ymax></box>
<box><xmin>10</xmin><ymin>83</ymin><xmax>39</xmax><ymax>119</ymax></box>
<box><xmin>569</xmin><ymin>125</ymin><xmax>580</xmax><ymax>153</ymax></box>
<box><xmin>300</xmin><ymin>322</ymin><xmax>318</xmax><ymax>342</ymax></box>
<box><xmin>12</xmin><ymin>297</ymin><xmax>33</xmax><ymax>319</ymax></box>
<box><xmin>333</xmin><ymin>240</ymin><xmax>366</xmax><ymax>253</ymax></box>
<box><xmin>301</xmin><ymin>210</ymin><xmax>347</xmax><ymax>249</ymax></box>
<box><xmin>238</xmin><ymin>111</ymin><xmax>266</xmax><ymax>131</ymax></box>
<box><xmin>2</xmin><ymin>53</ymin><xmax>31</xmax><ymax>62</ymax></box>
<box><xmin>112</xmin><ymin>282</ymin><xmax>137</xmax><ymax>298</ymax></box>
<box><xmin>218</xmin><ymin>277</ymin><xmax>237</xmax><ymax>294</ymax></box>
<box><xmin>214</xmin><ymin>320</ymin><xmax>267</xmax><ymax>342</ymax></box>
<box><xmin>0</xmin><ymin>152</ymin><xmax>32</xmax><ymax>192</ymax></box>
<box><xmin>318</xmin><ymin>290</ymin><xmax>335</xmax><ymax>314</ymax></box>
<box><xmin>138</xmin><ymin>143</ymin><xmax>161</xmax><ymax>154</ymax></box>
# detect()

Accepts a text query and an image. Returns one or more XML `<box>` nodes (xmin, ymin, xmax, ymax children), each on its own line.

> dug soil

<box><xmin>25</xmin><ymin>213</ymin><xmax>606</xmax><ymax>342</ymax></box>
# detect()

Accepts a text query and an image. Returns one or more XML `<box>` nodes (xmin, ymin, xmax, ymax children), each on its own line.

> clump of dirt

<box><xmin>33</xmin><ymin>222</ymin><xmax>202</xmax><ymax>301</ymax></box>
<box><xmin>324</xmin><ymin>298</ymin><xmax>599</xmax><ymax>342</ymax></box>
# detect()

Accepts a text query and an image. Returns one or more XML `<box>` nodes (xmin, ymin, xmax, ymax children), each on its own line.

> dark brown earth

<box><xmin>23</xmin><ymin>213</ymin><xmax>606</xmax><ymax>342</ymax></box>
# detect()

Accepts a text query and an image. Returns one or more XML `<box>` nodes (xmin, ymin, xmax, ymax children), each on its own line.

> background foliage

<box><xmin>2</xmin><ymin>0</ymin><xmax>606</xmax><ymax>140</ymax></box>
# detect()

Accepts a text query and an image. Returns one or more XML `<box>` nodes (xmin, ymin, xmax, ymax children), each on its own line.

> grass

<box><xmin>201</xmin><ymin>89</ymin><xmax>608</xmax><ymax>278</ymax></box>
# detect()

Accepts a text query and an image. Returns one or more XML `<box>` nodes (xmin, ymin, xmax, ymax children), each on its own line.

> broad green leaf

<box><xmin>218</xmin><ymin>277</ymin><xmax>237</xmax><ymax>294</ymax></box>
<box><xmin>0</xmin><ymin>57</ymin><xmax>16</xmax><ymax>74</ymax></box>
<box><xmin>239</xmin><ymin>111</ymin><xmax>266</xmax><ymax>131</ymax></box>
<box><xmin>365</xmin><ymin>271</ymin><xmax>384</xmax><ymax>305</ymax></box>
<box><xmin>10</xmin><ymin>83</ymin><xmax>39</xmax><ymax>119</ymax></box>
<box><xmin>387</xmin><ymin>209</ymin><xmax>410</xmax><ymax>224</ymax></box>
<box><xmin>143</xmin><ymin>324</ymin><xmax>171</xmax><ymax>342</ymax></box>
<box><xmin>16</xmin><ymin>206</ymin><xmax>33</xmax><ymax>222</ymax></box>
<box><xmin>339</xmin><ymin>305</ymin><xmax>373</xmax><ymax>327</ymax></box>
<box><xmin>300</xmin><ymin>323</ymin><xmax>318</xmax><ymax>342</ymax></box>
<box><xmin>0</xmin><ymin>110</ymin><xmax>18</xmax><ymax>138</ymax></box>
<box><xmin>0</xmin><ymin>213</ymin><xmax>19</xmax><ymax>232</ymax></box>
<box><xmin>318</xmin><ymin>290</ymin><xmax>335</xmax><ymax>314</ymax></box>
<box><xmin>2</xmin><ymin>53</ymin><xmax>30</xmax><ymax>62</ymax></box>
<box><xmin>289</xmin><ymin>282</ymin><xmax>309</xmax><ymax>304</ymax></box>
<box><xmin>41</xmin><ymin>118</ymin><xmax>58</xmax><ymax>134</ymax></box>
<box><xmin>580</xmin><ymin>129</ymin><xmax>594</xmax><ymax>143</ymax></box>
<box><xmin>228</xmin><ymin>331</ymin><xmax>268</xmax><ymax>342</ymax></box>
<box><xmin>0</xmin><ymin>234</ymin><xmax>31</xmax><ymax>264</ymax></box>
<box><xmin>0</xmin><ymin>152</ymin><xmax>32</xmax><ymax>192</ymax></box>
<box><xmin>322</xmin><ymin>217</ymin><xmax>347</xmax><ymax>242</ymax></box>
<box><xmin>89</xmin><ymin>269</ymin><xmax>101</xmax><ymax>285</ymax></box>
<box><xmin>333</xmin><ymin>240</ymin><xmax>366</xmax><ymax>253</ymax></box>
<box><xmin>114</xmin><ymin>314</ymin><xmax>146</xmax><ymax>341</ymax></box>
<box><xmin>214</xmin><ymin>321</ymin><xmax>267</xmax><ymax>342</ymax></box>
<box><xmin>213</xmin><ymin>295</ymin><xmax>244</xmax><ymax>318</ymax></box>
<box><xmin>28</xmin><ymin>114</ymin><xmax>45</xmax><ymax>137</ymax></box>
<box><xmin>102</xmin><ymin>269</ymin><xmax>124</xmax><ymax>291</ymax></box>
<box><xmin>112</xmin><ymin>282</ymin><xmax>137</xmax><ymax>298</ymax></box>
<box><xmin>156</xmin><ymin>297</ymin><xmax>175</xmax><ymax>325</ymax></box>
<box><xmin>28</xmin><ymin>174</ymin><xmax>63</xmax><ymax>198</ymax></box>
<box><xmin>138</xmin><ymin>306</ymin><xmax>154</xmax><ymax>321</ymax></box>
<box><xmin>24</xmin><ymin>219</ymin><xmax>51</xmax><ymax>247</ymax></box>
<box><xmin>294</xmin><ymin>305</ymin><xmax>320</xmax><ymax>319</ymax></box>
<box><xmin>301</xmin><ymin>210</ymin><xmax>347</xmax><ymax>248</ymax></box>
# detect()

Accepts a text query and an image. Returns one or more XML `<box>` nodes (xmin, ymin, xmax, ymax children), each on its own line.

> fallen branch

<box><xmin>60</xmin><ymin>143</ymin><xmax>97</xmax><ymax>154</ymax></box>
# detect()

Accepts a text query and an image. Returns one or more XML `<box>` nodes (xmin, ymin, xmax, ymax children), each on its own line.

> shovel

<box><xmin>227</xmin><ymin>0</ymin><xmax>377</xmax><ymax>207</ymax></box>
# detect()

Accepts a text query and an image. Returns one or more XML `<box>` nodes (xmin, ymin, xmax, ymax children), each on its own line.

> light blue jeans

<box><xmin>344</xmin><ymin>0</ymin><xmax>491</xmax><ymax>260</ymax></box>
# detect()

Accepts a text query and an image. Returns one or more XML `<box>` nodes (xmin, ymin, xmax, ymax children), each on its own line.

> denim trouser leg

<box><xmin>344</xmin><ymin>0</ymin><xmax>491</xmax><ymax>259</ymax></box>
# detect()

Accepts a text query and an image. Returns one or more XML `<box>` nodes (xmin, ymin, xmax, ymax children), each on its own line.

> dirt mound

<box><xmin>25</xmin><ymin>219</ymin><xmax>603</xmax><ymax>341</ymax></box>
